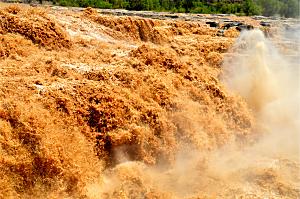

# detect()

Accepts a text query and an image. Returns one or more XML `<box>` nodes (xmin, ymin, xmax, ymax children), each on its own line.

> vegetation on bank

<box><xmin>49</xmin><ymin>0</ymin><xmax>298</xmax><ymax>18</ymax></box>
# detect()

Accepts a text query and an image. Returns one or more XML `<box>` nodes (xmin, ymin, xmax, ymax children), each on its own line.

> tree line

<box><xmin>52</xmin><ymin>0</ymin><xmax>299</xmax><ymax>17</ymax></box>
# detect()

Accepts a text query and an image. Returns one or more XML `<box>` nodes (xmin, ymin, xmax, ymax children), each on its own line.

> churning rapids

<box><xmin>0</xmin><ymin>4</ymin><xmax>299</xmax><ymax>199</ymax></box>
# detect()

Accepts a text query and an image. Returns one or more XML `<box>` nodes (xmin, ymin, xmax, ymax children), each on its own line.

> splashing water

<box><xmin>0</xmin><ymin>5</ymin><xmax>299</xmax><ymax>198</ymax></box>
<box><xmin>222</xmin><ymin>29</ymin><xmax>300</xmax><ymax>159</ymax></box>
<box><xmin>99</xmin><ymin>29</ymin><xmax>300</xmax><ymax>198</ymax></box>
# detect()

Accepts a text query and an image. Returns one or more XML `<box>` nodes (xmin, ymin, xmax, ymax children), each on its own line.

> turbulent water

<box><xmin>0</xmin><ymin>4</ymin><xmax>299</xmax><ymax>199</ymax></box>
<box><xmin>223</xmin><ymin>30</ymin><xmax>300</xmax><ymax>158</ymax></box>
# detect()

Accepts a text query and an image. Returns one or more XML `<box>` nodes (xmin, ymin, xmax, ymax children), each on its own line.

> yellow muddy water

<box><xmin>0</xmin><ymin>4</ymin><xmax>299</xmax><ymax>199</ymax></box>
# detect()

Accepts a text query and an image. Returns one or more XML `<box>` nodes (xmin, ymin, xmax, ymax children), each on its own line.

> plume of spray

<box><xmin>97</xmin><ymin>29</ymin><xmax>300</xmax><ymax>198</ymax></box>
<box><xmin>206</xmin><ymin>29</ymin><xmax>300</xmax><ymax>197</ymax></box>
<box><xmin>222</xmin><ymin>29</ymin><xmax>300</xmax><ymax>159</ymax></box>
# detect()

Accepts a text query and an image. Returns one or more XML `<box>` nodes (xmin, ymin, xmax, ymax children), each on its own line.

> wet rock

<box><xmin>206</xmin><ymin>21</ymin><xmax>219</xmax><ymax>28</ymax></box>
<box><xmin>260</xmin><ymin>21</ymin><xmax>271</xmax><ymax>27</ymax></box>
<box><xmin>223</xmin><ymin>21</ymin><xmax>243</xmax><ymax>29</ymax></box>
<box><xmin>217</xmin><ymin>29</ymin><xmax>225</xmax><ymax>36</ymax></box>
<box><xmin>236</xmin><ymin>24</ymin><xmax>254</xmax><ymax>31</ymax></box>
<box><xmin>252</xmin><ymin>15</ymin><xmax>268</xmax><ymax>20</ymax></box>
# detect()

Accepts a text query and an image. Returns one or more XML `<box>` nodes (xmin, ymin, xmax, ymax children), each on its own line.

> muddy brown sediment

<box><xmin>0</xmin><ymin>5</ymin><xmax>72</xmax><ymax>49</ymax></box>
<box><xmin>0</xmin><ymin>4</ymin><xmax>299</xmax><ymax>199</ymax></box>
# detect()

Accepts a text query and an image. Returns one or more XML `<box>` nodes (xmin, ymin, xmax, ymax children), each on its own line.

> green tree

<box><xmin>54</xmin><ymin>0</ymin><xmax>298</xmax><ymax>18</ymax></box>
<box><xmin>152</xmin><ymin>0</ymin><xmax>161</xmax><ymax>10</ymax></box>
<box><xmin>183</xmin><ymin>0</ymin><xmax>193</xmax><ymax>12</ymax></box>
<box><xmin>109</xmin><ymin>0</ymin><xmax>129</xmax><ymax>9</ymax></box>
<box><xmin>280</xmin><ymin>0</ymin><xmax>299</xmax><ymax>17</ymax></box>
<box><xmin>257</xmin><ymin>0</ymin><xmax>284</xmax><ymax>16</ymax></box>
<box><xmin>243</xmin><ymin>0</ymin><xmax>262</xmax><ymax>15</ymax></box>
<box><xmin>160</xmin><ymin>0</ymin><xmax>175</xmax><ymax>11</ymax></box>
